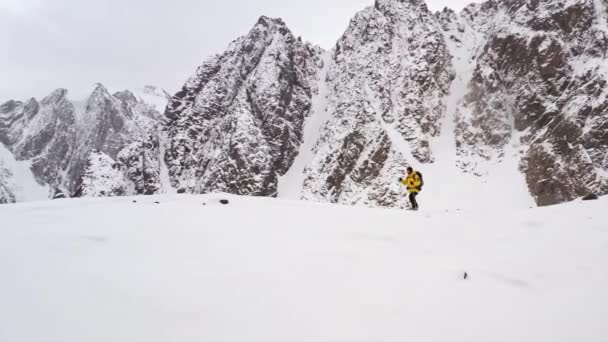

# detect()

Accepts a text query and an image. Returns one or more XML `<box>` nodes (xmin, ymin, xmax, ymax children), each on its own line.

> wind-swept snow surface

<box><xmin>1</xmin><ymin>195</ymin><xmax>607</xmax><ymax>342</ymax></box>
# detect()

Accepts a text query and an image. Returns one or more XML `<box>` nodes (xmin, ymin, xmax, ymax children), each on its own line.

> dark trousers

<box><xmin>409</xmin><ymin>192</ymin><xmax>419</xmax><ymax>210</ymax></box>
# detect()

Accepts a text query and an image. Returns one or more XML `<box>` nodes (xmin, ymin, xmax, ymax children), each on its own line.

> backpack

<box><xmin>415</xmin><ymin>171</ymin><xmax>424</xmax><ymax>189</ymax></box>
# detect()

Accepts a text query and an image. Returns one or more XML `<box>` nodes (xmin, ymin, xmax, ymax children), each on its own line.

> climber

<box><xmin>399</xmin><ymin>167</ymin><xmax>423</xmax><ymax>211</ymax></box>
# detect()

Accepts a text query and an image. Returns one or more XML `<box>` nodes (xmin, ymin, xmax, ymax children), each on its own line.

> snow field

<box><xmin>0</xmin><ymin>194</ymin><xmax>607</xmax><ymax>342</ymax></box>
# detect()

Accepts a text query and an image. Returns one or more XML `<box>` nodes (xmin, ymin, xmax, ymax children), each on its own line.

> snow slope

<box><xmin>1</xmin><ymin>194</ymin><xmax>606</xmax><ymax>342</ymax></box>
<box><xmin>421</xmin><ymin>7</ymin><xmax>534</xmax><ymax>211</ymax></box>
<box><xmin>0</xmin><ymin>143</ymin><xmax>49</xmax><ymax>202</ymax></box>
<box><xmin>278</xmin><ymin>51</ymin><xmax>333</xmax><ymax>199</ymax></box>
<box><xmin>132</xmin><ymin>85</ymin><xmax>171</xmax><ymax>112</ymax></box>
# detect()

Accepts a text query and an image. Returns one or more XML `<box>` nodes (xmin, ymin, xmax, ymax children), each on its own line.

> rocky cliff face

<box><xmin>0</xmin><ymin>90</ymin><xmax>76</xmax><ymax>194</ymax></box>
<box><xmin>164</xmin><ymin>16</ymin><xmax>323</xmax><ymax>196</ymax></box>
<box><xmin>442</xmin><ymin>0</ymin><xmax>608</xmax><ymax>205</ymax></box>
<box><xmin>0</xmin><ymin>163</ymin><xmax>15</xmax><ymax>204</ymax></box>
<box><xmin>160</xmin><ymin>0</ymin><xmax>608</xmax><ymax>207</ymax></box>
<box><xmin>301</xmin><ymin>0</ymin><xmax>453</xmax><ymax>207</ymax></box>
<box><xmin>0</xmin><ymin>84</ymin><xmax>169</xmax><ymax>199</ymax></box>
<box><xmin>3</xmin><ymin>0</ymin><xmax>607</xmax><ymax>207</ymax></box>
<box><xmin>78</xmin><ymin>151</ymin><xmax>128</xmax><ymax>198</ymax></box>
<box><xmin>68</xmin><ymin>84</ymin><xmax>162</xmax><ymax>194</ymax></box>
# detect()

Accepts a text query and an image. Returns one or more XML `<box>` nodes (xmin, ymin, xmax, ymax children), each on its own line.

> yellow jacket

<box><xmin>401</xmin><ymin>172</ymin><xmax>422</xmax><ymax>193</ymax></box>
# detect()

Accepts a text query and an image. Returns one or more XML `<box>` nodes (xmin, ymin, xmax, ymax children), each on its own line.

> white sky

<box><xmin>0</xmin><ymin>0</ymin><xmax>480</xmax><ymax>101</ymax></box>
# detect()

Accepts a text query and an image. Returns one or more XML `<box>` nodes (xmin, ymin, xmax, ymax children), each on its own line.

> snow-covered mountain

<box><xmin>162</xmin><ymin>0</ymin><xmax>607</xmax><ymax>207</ymax></box>
<box><xmin>0</xmin><ymin>84</ymin><xmax>170</xmax><ymax>202</ymax></box>
<box><xmin>441</xmin><ymin>0</ymin><xmax>608</xmax><ymax>206</ymax></box>
<box><xmin>301</xmin><ymin>0</ymin><xmax>453</xmax><ymax>207</ymax></box>
<box><xmin>163</xmin><ymin>16</ymin><xmax>324</xmax><ymax>196</ymax></box>
<box><xmin>3</xmin><ymin>0</ymin><xmax>607</xmax><ymax>207</ymax></box>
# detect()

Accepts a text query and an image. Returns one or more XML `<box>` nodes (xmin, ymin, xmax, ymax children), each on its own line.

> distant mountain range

<box><xmin>1</xmin><ymin>0</ymin><xmax>607</xmax><ymax>207</ymax></box>
<box><xmin>0</xmin><ymin>85</ymin><xmax>170</xmax><ymax>201</ymax></box>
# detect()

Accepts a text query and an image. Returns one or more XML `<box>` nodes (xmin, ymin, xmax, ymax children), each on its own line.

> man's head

<box><xmin>407</xmin><ymin>167</ymin><xmax>413</xmax><ymax>175</ymax></box>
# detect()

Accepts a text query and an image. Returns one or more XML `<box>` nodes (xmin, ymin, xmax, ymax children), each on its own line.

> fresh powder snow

<box><xmin>0</xmin><ymin>143</ymin><xmax>49</xmax><ymax>202</ymax></box>
<box><xmin>0</xmin><ymin>194</ymin><xmax>606</xmax><ymax>341</ymax></box>
<box><xmin>278</xmin><ymin>50</ymin><xmax>333</xmax><ymax>199</ymax></box>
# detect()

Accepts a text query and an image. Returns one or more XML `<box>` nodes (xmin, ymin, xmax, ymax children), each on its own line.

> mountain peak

<box><xmin>88</xmin><ymin>83</ymin><xmax>112</xmax><ymax>102</ymax></box>
<box><xmin>251</xmin><ymin>15</ymin><xmax>291</xmax><ymax>37</ymax></box>
<box><xmin>92</xmin><ymin>83</ymin><xmax>108</xmax><ymax>93</ymax></box>
<box><xmin>256</xmin><ymin>15</ymin><xmax>286</xmax><ymax>28</ymax></box>
<box><xmin>113</xmin><ymin>90</ymin><xmax>137</xmax><ymax>103</ymax></box>
<box><xmin>374</xmin><ymin>0</ymin><xmax>429</xmax><ymax>12</ymax></box>
<box><xmin>41</xmin><ymin>88</ymin><xmax>68</xmax><ymax>105</ymax></box>
<box><xmin>0</xmin><ymin>100</ymin><xmax>19</xmax><ymax>112</ymax></box>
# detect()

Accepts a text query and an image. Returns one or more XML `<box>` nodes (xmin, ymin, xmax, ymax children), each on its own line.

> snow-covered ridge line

<box><xmin>0</xmin><ymin>83</ymin><xmax>171</xmax><ymax>201</ymax></box>
<box><xmin>3</xmin><ymin>0</ymin><xmax>608</xmax><ymax>208</ymax></box>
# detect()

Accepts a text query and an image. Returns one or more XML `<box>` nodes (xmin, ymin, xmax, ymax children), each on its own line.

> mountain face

<box><xmin>0</xmin><ymin>163</ymin><xmax>15</xmax><ymax>204</ymax></box>
<box><xmin>163</xmin><ymin>16</ymin><xmax>324</xmax><ymax>196</ymax></box>
<box><xmin>79</xmin><ymin>151</ymin><xmax>128</xmax><ymax>197</ymax></box>
<box><xmin>3</xmin><ymin>0</ymin><xmax>607</xmax><ymax>207</ymax></box>
<box><xmin>0</xmin><ymin>90</ymin><xmax>76</xmax><ymax>197</ymax></box>
<box><xmin>162</xmin><ymin>0</ymin><xmax>607</xmax><ymax>207</ymax></box>
<box><xmin>302</xmin><ymin>0</ymin><xmax>453</xmax><ymax>206</ymax></box>
<box><xmin>441</xmin><ymin>0</ymin><xmax>608</xmax><ymax>205</ymax></box>
<box><xmin>0</xmin><ymin>85</ymin><xmax>169</xmax><ymax>200</ymax></box>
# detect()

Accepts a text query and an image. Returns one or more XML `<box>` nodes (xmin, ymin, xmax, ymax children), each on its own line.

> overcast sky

<box><xmin>0</xmin><ymin>0</ymin><xmax>479</xmax><ymax>101</ymax></box>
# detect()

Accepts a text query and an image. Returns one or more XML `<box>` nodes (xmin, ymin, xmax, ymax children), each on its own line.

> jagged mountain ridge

<box><xmin>0</xmin><ymin>84</ymin><xmax>170</xmax><ymax>202</ymax></box>
<box><xmin>163</xmin><ymin>0</ymin><xmax>608</xmax><ymax>207</ymax></box>
<box><xmin>2</xmin><ymin>0</ymin><xmax>607</xmax><ymax>207</ymax></box>
<box><xmin>163</xmin><ymin>16</ymin><xmax>324</xmax><ymax>196</ymax></box>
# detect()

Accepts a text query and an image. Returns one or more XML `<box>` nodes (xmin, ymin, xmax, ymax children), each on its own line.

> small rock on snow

<box><xmin>582</xmin><ymin>193</ymin><xmax>599</xmax><ymax>201</ymax></box>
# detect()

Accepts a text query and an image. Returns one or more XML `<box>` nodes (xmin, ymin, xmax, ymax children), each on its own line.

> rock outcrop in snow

<box><xmin>164</xmin><ymin>16</ymin><xmax>324</xmax><ymax>196</ymax></box>
<box><xmin>0</xmin><ymin>163</ymin><xmax>16</xmax><ymax>204</ymax></box>
<box><xmin>116</xmin><ymin>132</ymin><xmax>163</xmax><ymax>196</ymax></box>
<box><xmin>77</xmin><ymin>151</ymin><xmax>127</xmax><ymax>197</ymax></box>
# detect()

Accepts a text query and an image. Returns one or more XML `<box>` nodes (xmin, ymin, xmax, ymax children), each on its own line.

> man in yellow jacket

<box><xmin>399</xmin><ymin>167</ymin><xmax>422</xmax><ymax>210</ymax></box>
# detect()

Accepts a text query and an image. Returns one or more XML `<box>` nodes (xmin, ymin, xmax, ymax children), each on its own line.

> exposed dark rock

<box><xmin>52</xmin><ymin>189</ymin><xmax>67</xmax><ymax>199</ymax></box>
<box><xmin>449</xmin><ymin>0</ymin><xmax>608</xmax><ymax>206</ymax></box>
<box><xmin>163</xmin><ymin>16</ymin><xmax>323</xmax><ymax>197</ymax></box>
<box><xmin>302</xmin><ymin>0</ymin><xmax>452</xmax><ymax>207</ymax></box>
<box><xmin>582</xmin><ymin>193</ymin><xmax>599</xmax><ymax>201</ymax></box>
<box><xmin>0</xmin><ymin>164</ymin><xmax>15</xmax><ymax>204</ymax></box>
